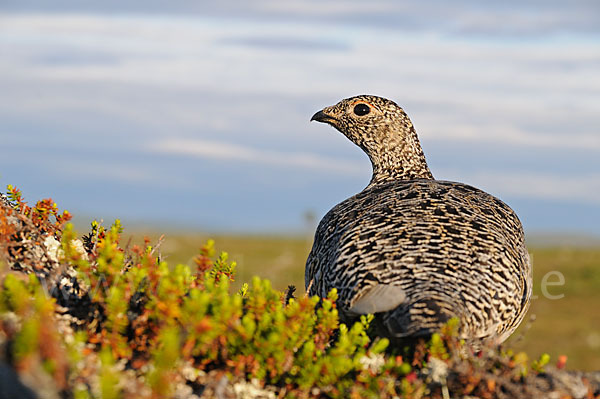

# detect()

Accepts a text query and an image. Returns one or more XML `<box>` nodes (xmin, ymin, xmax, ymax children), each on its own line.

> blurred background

<box><xmin>1</xmin><ymin>1</ymin><xmax>599</xmax><ymax>369</ymax></box>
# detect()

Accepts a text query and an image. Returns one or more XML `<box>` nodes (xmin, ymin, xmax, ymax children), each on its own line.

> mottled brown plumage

<box><xmin>306</xmin><ymin>95</ymin><xmax>531</xmax><ymax>344</ymax></box>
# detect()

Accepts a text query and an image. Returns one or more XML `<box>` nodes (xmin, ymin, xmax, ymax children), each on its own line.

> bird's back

<box><xmin>306</xmin><ymin>179</ymin><xmax>531</xmax><ymax>342</ymax></box>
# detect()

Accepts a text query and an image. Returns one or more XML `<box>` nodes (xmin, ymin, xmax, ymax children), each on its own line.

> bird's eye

<box><xmin>353</xmin><ymin>103</ymin><xmax>371</xmax><ymax>116</ymax></box>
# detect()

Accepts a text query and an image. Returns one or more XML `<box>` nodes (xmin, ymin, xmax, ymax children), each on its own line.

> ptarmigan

<box><xmin>305</xmin><ymin>95</ymin><xmax>531</xmax><ymax>344</ymax></box>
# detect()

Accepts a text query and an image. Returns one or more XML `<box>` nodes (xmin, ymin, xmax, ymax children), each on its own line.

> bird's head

<box><xmin>310</xmin><ymin>95</ymin><xmax>414</xmax><ymax>154</ymax></box>
<box><xmin>310</xmin><ymin>94</ymin><xmax>433</xmax><ymax>182</ymax></box>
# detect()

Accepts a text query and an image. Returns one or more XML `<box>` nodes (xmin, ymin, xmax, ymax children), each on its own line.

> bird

<box><xmin>305</xmin><ymin>95</ymin><xmax>532</xmax><ymax>344</ymax></box>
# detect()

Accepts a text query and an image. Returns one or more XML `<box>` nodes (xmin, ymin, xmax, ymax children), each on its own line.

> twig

<box><xmin>304</xmin><ymin>278</ymin><xmax>314</xmax><ymax>298</ymax></box>
<box><xmin>149</xmin><ymin>234</ymin><xmax>165</xmax><ymax>257</ymax></box>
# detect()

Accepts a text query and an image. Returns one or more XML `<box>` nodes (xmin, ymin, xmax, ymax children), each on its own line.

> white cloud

<box><xmin>1</xmin><ymin>13</ymin><xmax>599</xmax><ymax>151</ymax></box>
<box><xmin>439</xmin><ymin>170</ymin><xmax>600</xmax><ymax>206</ymax></box>
<box><xmin>1</xmin><ymin>11</ymin><xmax>599</xmax><ymax>232</ymax></box>
<box><xmin>147</xmin><ymin>138</ymin><xmax>600</xmax><ymax>206</ymax></box>
<box><xmin>3</xmin><ymin>1</ymin><xmax>598</xmax><ymax>36</ymax></box>
<box><xmin>417</xmin><ymin>123</ymin><xmax>600</xmax><ymax>151</ymax></box>
<box><xmin>146</xmin><ymin>139</ymin><xmax>365</xmax><ymax>176</ymax></box>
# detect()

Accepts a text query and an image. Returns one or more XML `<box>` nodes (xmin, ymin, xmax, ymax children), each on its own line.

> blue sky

<box><xmin>1</xmin><ymin>1</ymin><xmax>599</xmax><ymax>235</ymax></box>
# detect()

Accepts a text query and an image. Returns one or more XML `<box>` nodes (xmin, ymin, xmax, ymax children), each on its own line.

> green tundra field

<box><xmin>129</xmin><ymin>231</ymin><xmax>600</xmax><ymax>371</ymax></box>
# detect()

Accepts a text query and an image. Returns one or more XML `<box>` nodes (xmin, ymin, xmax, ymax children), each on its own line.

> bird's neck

<box><xmin>367</xmin><ymin>126</ymin><xmax>433</xmax><ymax>185</ymax></box>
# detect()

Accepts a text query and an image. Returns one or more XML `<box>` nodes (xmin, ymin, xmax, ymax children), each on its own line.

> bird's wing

<box><xmin>348</xmin><ymin>284</ymin><xmax>406</xmax><ymax>314</ymax></box>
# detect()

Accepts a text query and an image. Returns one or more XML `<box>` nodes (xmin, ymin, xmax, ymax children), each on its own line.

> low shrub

<box><xmin>0</xmin><ymin>186</ymin><xmax>596</xmax><ymax>399</ymax></box>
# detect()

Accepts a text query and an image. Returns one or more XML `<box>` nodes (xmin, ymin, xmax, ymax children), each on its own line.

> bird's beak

<box><xmin>310</xmin><ymin>109</ymin><xmax>338</xmax><ymax>124</ymax></box>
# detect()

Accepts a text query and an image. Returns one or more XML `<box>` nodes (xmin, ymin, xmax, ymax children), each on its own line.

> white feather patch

<box><xmin>349</xmin><ymin>284</ymin><xmax>406</xmax><ymax>314</ymax></box>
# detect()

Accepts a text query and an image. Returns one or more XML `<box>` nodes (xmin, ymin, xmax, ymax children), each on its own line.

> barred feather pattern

<box><xmin>306</xmin><ymin>95</ymin><xmax>532</xmax><ymax>343</ymax></box>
